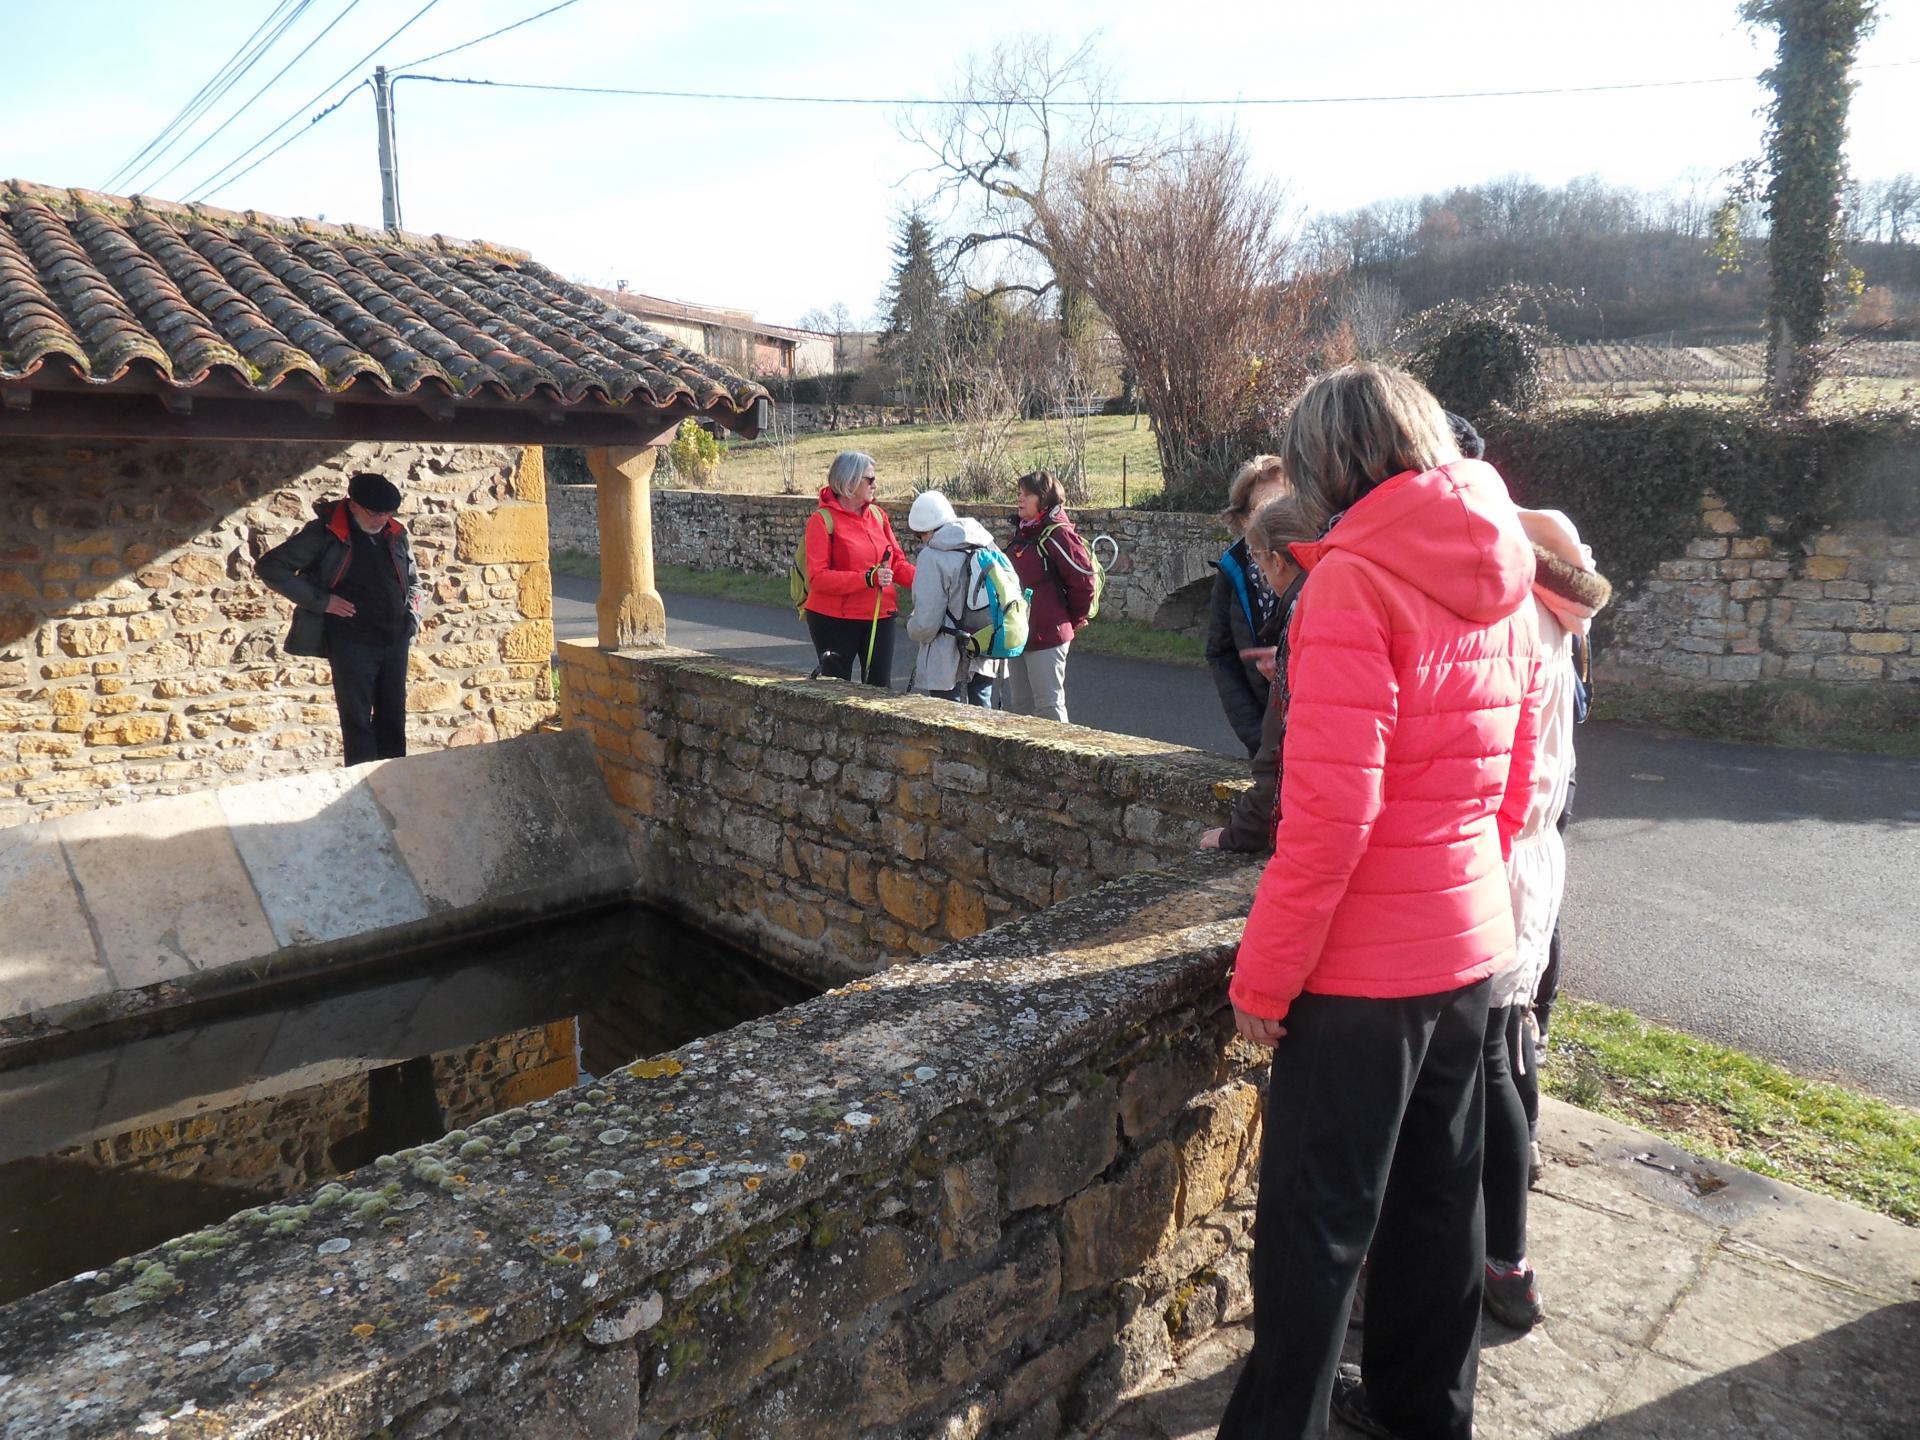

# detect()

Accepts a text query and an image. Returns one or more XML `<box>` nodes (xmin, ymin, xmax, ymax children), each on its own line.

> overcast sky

<box><xmin>5</xmin><ymin>0</ymin><xmax>1916</xmax><ymax>327</ymax></box>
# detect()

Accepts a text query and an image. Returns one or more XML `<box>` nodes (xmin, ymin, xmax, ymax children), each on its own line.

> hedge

<box><xmin>1480</xmin><ymin>403</ymin><xmax>1920</xmax><ymax>596</ymax></box>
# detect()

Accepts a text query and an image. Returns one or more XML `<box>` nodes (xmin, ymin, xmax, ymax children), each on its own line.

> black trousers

<box><xmin>805</xmin><ymin>610</ymin><xmax>895</xmax><ymax>688</ymax></box>
<box><xmin>329</xmin><ymin>638</ymin><xmax>410</xmax><ymax>766</ymax></box>
<box><xmin>1483</xmin><ymin>1003</ymin><xmax>1533</xmax><ymax>1264</ymax></box>
<box><xmin>1218</xmin><ymin>978</ymin><xmax>1490</xmax><ymax>1440</ymax></box>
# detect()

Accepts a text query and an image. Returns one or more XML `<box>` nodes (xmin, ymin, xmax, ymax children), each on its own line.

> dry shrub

<box><xmin>1046</xmin><ymin>133</ymin><xmax>1327</xmax><ymax>509</ymax></box>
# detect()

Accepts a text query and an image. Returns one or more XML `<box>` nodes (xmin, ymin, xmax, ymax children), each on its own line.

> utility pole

<box><xmin>373</xmin><ymin>66</ymin><xmax>402</xmax><ymax>232</ymax></box>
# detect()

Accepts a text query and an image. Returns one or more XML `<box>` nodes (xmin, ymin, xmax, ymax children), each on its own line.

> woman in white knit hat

<box><xmin>903</xmin><ymin>490</ymin><xmax>1010</xmax><ymax>706</ymax></box>
<box><xmin>1479</xmin><ymin>505</ymin><xmax>1611</xmax><ymax>1334</ymax></box>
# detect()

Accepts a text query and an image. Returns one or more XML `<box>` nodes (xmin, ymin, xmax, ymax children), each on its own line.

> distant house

<box><xmin>589</xmin><ymin>288</ymin><xmax>835</xmax><ymax>378</ymax></box>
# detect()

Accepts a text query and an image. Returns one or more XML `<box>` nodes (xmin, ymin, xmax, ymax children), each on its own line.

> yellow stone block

<box><xmin>454</xmin><ymin>504</ymin><xmax>549</xmax><ymax>564</ymax></box>
<box><xmin>59</xmin><ymin>618</ymin><xmax>127</xmax><ymax>657</ymax></box>
<box><xmin>95</xmin><ymin>694</ymin><xmax>139</xmax><ymax>716</ymax></box>
<box><xmin>511</xmin><ymin>447</ymin><xmax>546</xmax><ymax>504</ymax></box>
<box><xmin>1849</xmin><ymin>632</ymin><xmax>1908</xmax><ymax>654</ymax></box>
<box><xmin>1802</xmin><ymin>556</ymin><xmax>1849</xmax><ymax>581</ymax></box>
<box><xmin>877</xmin><ymin>868</ymin><xmax>943</xmax><ymax>931</ymax></box>
<box><xmin>517</xmin><ymin>562</ymin><xmax>553</xmax><ymax>620</ymax></box>
<box><xmin>502</xmin><ymin>619</ymin><xmax>555</xmax><ymax>663</ymax></box>
<box><xmin>86</xmin><ymin>714</ymin><xmax>166</xmax><ymax>746</ymax></box>
<box><xmin>50</xmin><ymin>688</ymin><xmax>89</xmax><ymax>718</ymax></box>
<box><xmin>1702</xmin><ymin>509</ymin><xmax>1740</xmax><ymax>535</ymax></box>
<box><xmin>407</xmin><ymin>680</ymin><xmax>460</xmax><ymax>712</ymax></box>
<box><xmin>54</xmin><ymin>533</ymin><xmax>119</xmax><ymax>557</ymax></box>
<box><xmin>945</xmin><ymin>881</ymin><xmax>987</xmax><ymax>940</ymax></box>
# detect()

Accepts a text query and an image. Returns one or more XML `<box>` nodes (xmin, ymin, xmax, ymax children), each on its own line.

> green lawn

<box><xmin>1546</xmin><ymin>997</ymin><xmax>1920</xmax><ymax>1225</ymax></box>
<box><xmin>717</xmin><ymin>413</ymin><xmax>1166</xmax><ymax>509</ymax></box>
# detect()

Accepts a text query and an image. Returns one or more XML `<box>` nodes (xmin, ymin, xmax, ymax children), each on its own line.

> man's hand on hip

<box><xmin>325</xmin><ymin>595</ymin><xmax>357</xmax><ymax>617</ymax></box>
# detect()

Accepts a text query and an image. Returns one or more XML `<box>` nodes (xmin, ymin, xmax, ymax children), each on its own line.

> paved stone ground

<box><xmin>1093</xmin><ymin>1098</ymin><xmax>1920</xmax><ymax>1439</ymax></box>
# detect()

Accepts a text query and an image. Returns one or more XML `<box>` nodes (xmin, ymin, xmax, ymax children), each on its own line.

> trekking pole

<box><xmin>866</xmin><ymin>544</ymin><xmax>891</xmax><ymax>681</ymax></box>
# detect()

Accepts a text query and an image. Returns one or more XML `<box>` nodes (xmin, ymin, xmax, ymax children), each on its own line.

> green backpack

<box><xmin>1037</xmin><ymin>523</ymin><xmax>1117</xmax><ymax>622</ymax></box>
<box><xmin>789</xmin><ymin>508</ymin><xmax>834</xmax><ymax>616</ymax></box>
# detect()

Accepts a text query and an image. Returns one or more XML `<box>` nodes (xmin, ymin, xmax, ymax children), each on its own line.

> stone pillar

<box><xmin>585</xmin><ymin>446</ymin><xmax>667</xmax><ymax>649</ymax></box>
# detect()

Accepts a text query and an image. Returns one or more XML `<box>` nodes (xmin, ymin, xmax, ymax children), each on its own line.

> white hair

<box><xmin>826</xmin><ymin>451</ymin><xmax>875</xmax><ymax>499</ymax></box>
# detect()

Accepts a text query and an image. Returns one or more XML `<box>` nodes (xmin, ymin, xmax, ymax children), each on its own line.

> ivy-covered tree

<box><xmin>877</xmin><ymin>210</ymin><xmax>949</xmax><ymax>418</ymax></box>
<box><xmin>1741</xmin><ymin>0</ymin><xmax>1879</xmax><ymax>412</ymax></box>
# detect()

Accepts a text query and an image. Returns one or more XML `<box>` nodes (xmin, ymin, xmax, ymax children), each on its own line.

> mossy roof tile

<box><xmin>0</xmin><ymin>179</ymin><xmax>766</xmax><ymax>422</ymax></box>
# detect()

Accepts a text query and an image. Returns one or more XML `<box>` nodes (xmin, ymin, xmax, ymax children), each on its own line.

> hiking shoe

<box><xmin>1483</xmin><ymin>1262</ymin><xmax>1545</xmax><ymax>1331</ymax></box>
<box><xmin>1528</xmin><ymin>1139</ymin><xmax>1545</xmax><ymax>1188</ymax></box>
<box><xmin>1330</xmin><ymin>1365</ymin><xmax>1405</xmax><ymax>1438</ymax></box>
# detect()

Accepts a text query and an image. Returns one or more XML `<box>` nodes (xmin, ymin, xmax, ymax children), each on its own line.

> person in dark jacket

<box><xmin>1004</xmin><ymin>470</ymin><xmax>1095</xmax><ymax>722</ymax></box>
<box><xmin>256</xmin><ymin>472</ymin><xmax>424</xmax><ymax>766</ymax></box>
<box><xmin>1199</xmin><ymin>495</ymin><xmax>1315</xmax><ymax>853</ymax></box>
<box><xmin>1206</xmin><ymin>455</ymin><xmax>1292</xmax><ymax>756</ymax></box>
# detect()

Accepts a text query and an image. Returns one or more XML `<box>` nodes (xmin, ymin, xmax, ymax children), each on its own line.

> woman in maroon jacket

<box><xmin>1004</xmin><ymin>470</ymin><xmax>1095</xmax><ymax>722</ymax></box>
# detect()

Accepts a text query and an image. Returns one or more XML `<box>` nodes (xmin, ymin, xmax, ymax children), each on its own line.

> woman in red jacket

<box><xmin>801</xmin><ymin>451</ymin><xmax>915</xmax><ymax>686</ymax></box>
<box><xmin>1004</xmin><ymin>470</ymin><xmax>1096</xmax><ymax>721</ymax></box>
<box><xmin>1216</xmin><ymin>366</ymin><xmax>1544</xmax><ymax>1440</ymax></box>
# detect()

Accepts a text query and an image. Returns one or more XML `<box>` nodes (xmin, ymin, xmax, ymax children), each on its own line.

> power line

<box><xmin>396</xmin><ymin>57</ymin><xmax>1920</xmax><ymax>109</ymax></box>
<box><xmin>103</xmin><ymin>0</ymin><xmax>312</xmax><ymax>192</ymax></box>
<box><xmin>196</xmin><ymin>83</ymin><xmax>371</xmax><ymax>205</ymax></box>
<box><xmin>184</xmin><ymin>0</ymin><xmax>443</xmax><ymax>202</ymax></box>
<box><xmin>143</xmin><ymin>0</ymin><xmax>371</xmax><ymax>196</ymax></box>
<box><xmin>391</xmin><ymin>0</ymin><xmax>587</xmax><ymax>70</ymax></box>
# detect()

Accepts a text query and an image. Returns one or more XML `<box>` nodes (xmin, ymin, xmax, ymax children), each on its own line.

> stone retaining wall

<box><xmin>555</xmin><ymin>641</ymin><xmax>1244</xmax><ymax>988</ymax></box>
<box><xmin>547</xmin><ymin>486</ymin><xmax>1227</xmax><ymax>627</ymax></box>
<box><xmin>1603</xmin><ymin>496</ymin><xmax>1920</xmax><ymax>685</ymax></box>
<box><xmin>0</xmin><ymin>855</ymin><xmax>1267</xmax><ymax>1440</ymax></box>
<box><xmin>0</xmin><ymin>439</ymin><xmax>556</xmax><ymax>827</ymax></box>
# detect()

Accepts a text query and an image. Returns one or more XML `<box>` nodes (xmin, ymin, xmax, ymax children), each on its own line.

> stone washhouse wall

<box><xmin>546</xmin><ymin>485</ymin><xmax>1227</xmax><ymax>627</ymax></box>
<box><xmin>0</xmin><ymin>855</ymin><xmax>1269</xmax><ymax>1440</ymax></box>
<box><xmin>0</xmin><ymin>440</ymin><xmax>556</xmax><ymax>827</ymax></box>
<box><xmin>51</xmin><ymin>1022</ymin><xmax>575</xmax><ymax>1210</ymax></box>
<box><xmin>555</xmin><ymin>642</ymin><xmax>1242</xmax><ymax>988</ymax></box>
<box><xmin>1602</xmin><ymin>496</ymin><xmax>1920</xmax><ymax>686</ymax></box>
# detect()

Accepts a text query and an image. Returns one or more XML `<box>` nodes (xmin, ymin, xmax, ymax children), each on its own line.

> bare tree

<box><xmin>909</xmin><ymin>34</ymin><xmax>1164</xmax><ymax>305</ymax></box>
<box><xmin>1341</xmin><ymin>276</ymin><xmax>1404</xmax><ymax>360</ymax></box>
<box><xmin>1048</xmin><ymin>132</ymin><xmax>1327</xmax><ymax>507</ymax></box>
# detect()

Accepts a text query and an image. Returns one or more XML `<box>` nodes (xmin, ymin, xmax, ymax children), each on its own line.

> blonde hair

<box><xmin>1280</xmin><ymin>364</ymin><xmax>1459</xmax><ymax>527</ymax></box>
<box><xmin>1220</xmin><ymin>454</ymin><xmax>1289</xmax><ymax>534</ymax></box>
<box><xmin>1245</xmin><ymin>494</ymin><xmax>1319</xmax><ymax>566</ymax></box>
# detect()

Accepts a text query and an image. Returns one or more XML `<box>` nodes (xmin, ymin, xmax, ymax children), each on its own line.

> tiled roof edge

<box><xmin>1</xmin><ymin>180</ymin><xmax>535</xmax><ymax>264</ymax></box>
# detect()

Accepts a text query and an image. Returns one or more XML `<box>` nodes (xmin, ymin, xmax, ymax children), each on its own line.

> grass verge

<box><xmin>1544</xmin><ymin>996</ymin><xmax>1919</xmax><ymax>1225</ymax></box>
<box><xmin>1591</xmin><ymin>680</ymin><xmax>1920</xmax><ymax>757</ymax></box>
<box><xmin>556</xmin><ymin>554</ymin><xmax>1207</xmax><ymax>666</ymax></box>
<box><xmin>715</xmin><ymin>414</ymin><xmax>1167</xmax><ymax>508</ymax></box>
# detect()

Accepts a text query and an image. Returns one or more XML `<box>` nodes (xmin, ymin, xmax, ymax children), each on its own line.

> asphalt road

<box><xmin>554</xmin><ymin>573</ymin><xmax>1920</xmax><ymax>1105</ymax></box>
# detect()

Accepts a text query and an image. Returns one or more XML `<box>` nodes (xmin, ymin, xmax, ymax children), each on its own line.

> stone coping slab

<box><xmin>0</xmin><ymin>851</ymin><xmax>1261</xmax><ymax>1438</ymax></box>
<box><xmin>0</xmin><ymin>730</ymin><xmax>637</xmax><ymax>1045</ymax></box>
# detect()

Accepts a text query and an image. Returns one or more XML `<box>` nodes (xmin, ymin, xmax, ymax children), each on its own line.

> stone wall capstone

<box><xmin>548</xmin><ymin>486</ymin><xmax>1228</xmax><ymax>627</ymax></box>
<box><xmin>0</xmin><ymin>440</ymin><xmax>557</xmax><ymax>826</ymax></box>
<box><xmin>556</xmin><ymin>641</ymin><xmax>1246</xmax><ymax>988</ymax></box>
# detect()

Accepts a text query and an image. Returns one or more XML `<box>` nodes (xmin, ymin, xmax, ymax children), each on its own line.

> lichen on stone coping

<box><xmin>0</xmin><ymin>852</ymin><xmax>1258</xmax><ymax>1436</ymax></box>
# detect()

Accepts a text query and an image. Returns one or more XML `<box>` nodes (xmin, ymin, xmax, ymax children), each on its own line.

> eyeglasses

<box><xmin>861</xmin><ymin>473</ymin><xmax>877</xmax><ymax>483</ymax></box>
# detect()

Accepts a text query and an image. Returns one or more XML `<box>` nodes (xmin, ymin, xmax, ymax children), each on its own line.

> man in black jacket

<box><xmin>256</xmin><ymin>472</ymin><xmax>424</xmax><ymax>765</ymax></box>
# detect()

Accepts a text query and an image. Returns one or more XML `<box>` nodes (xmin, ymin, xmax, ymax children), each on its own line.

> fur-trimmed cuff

<box><xmin>1531</xmin><ymin>543</ymin><xmax>1612</xmax><ymax>617</ymax></box>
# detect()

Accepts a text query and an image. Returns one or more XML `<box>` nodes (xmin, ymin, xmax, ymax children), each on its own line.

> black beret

<box><xmin>348</xmin><ymin>472</ymin><xmax>403</xmax><ymax>511</ymax></box>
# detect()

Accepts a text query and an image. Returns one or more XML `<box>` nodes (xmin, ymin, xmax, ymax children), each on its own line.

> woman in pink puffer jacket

<box><xmin>1217</xmin><ymin>366</ymin><xmax>1545</xmax><ymax>1440</ymax></box>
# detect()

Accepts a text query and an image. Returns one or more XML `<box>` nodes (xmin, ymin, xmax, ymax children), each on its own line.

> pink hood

<box><xmin>1290</xmin><ymin>459</ymin><xmax>1536</xmax><ymax>623</ymax></box>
